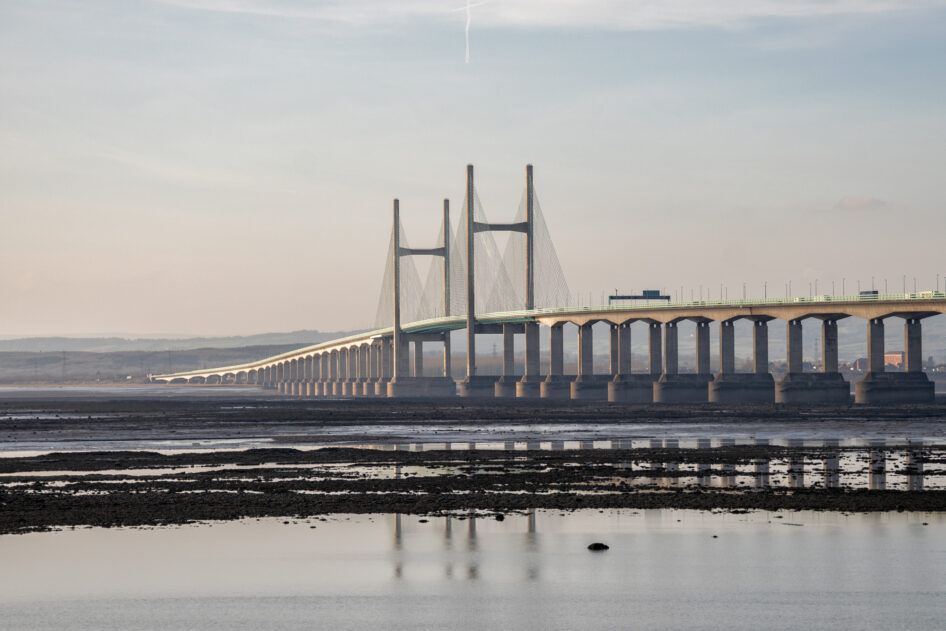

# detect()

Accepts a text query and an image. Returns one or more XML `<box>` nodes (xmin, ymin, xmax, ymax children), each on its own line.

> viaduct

<box><xmin>152</xmin><ymin>166</ymin><xmax>945</xmax><ymax>405</ymax></box>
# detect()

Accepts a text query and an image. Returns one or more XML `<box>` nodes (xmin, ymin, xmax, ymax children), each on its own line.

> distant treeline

<box><xmin>0</xmin><ymin>345</ymin><xmax>307</xmax><ymax>384</ymax></box>
<box><xmin>0</xmin><ymin>330</ymin><xmax>362</xmax><ymax>353</ymax></box>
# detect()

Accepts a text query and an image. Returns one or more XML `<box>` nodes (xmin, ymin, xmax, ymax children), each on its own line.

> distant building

<box><xmin>884</xmin><ymin>351</ymin><xmax>905</xmax><ymax>369</ymax></box>
<box><xmin>853</xmin><ymin>358</ymin><xmax>870</xmax><ymax>371</ymax></box>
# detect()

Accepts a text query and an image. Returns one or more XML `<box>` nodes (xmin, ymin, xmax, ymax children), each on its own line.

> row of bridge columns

<box><xmin>253</xmin><ymin>313</ymin><xmax>931</xmax><ymax>404</ymax></box>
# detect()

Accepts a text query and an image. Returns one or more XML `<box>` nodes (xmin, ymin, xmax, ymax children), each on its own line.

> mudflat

<box><xmin>1</xmin><ymin>396</ymin><xmax>944</xmax><ymax>534</ymax></box>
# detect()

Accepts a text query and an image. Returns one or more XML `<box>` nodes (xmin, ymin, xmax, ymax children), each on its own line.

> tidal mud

<box><xmin>1</xmin><ymin>444</ymin><xmax>944</xmax><ymax>534</ymax></box>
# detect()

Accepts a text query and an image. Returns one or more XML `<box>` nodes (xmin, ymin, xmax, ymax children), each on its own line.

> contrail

<box><xmin>452</xmin><ymin>1</ymin><xmax>489</xmax><ymax>63</ymax></box>
<box><xmin>465</xmin><ymin>0</ymin><xmax>471</xmax><ymax>63</ymax></box>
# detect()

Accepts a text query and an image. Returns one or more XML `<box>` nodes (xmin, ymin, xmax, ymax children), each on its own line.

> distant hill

<box><xmin>0</xmin><ymin>330</ymin><xmax>363</xmax><ymax>353</ymax></box>
<box><xmin>0</xmin><ymin>344</ymin><xmax>337</xmax><ymax>384</ymax></box>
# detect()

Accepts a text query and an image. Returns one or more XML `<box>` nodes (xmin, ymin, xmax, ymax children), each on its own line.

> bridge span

<box><xmin>151</xmin><ymin>165</ymin><xmax>945</xmax><ymax>405</ymax></box>
<box><xmin>151</xmin><ymin>295</ymin><xmax>946</xmax><ymax>405</ymax></box>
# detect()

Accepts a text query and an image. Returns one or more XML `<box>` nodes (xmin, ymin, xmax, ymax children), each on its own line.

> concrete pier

<box><xmin>495</xmin><ymin>324</ymin><xmax>519</xmax><ymax>397</ymax></box>
<box><xmin>541</xmin><ymin>323</ymin><xmax>571</xmax><ymax>398</ymax></box>
<box><xmin>374</xmin><ymin>344</ymin><xmax>387</xmax><ymax>396</ymax></box>
<box><xmin>516</xmin><ymin>322</ymin><xmax>543</xmax><ymax>398</ymax></box>
<box><xmin>855</xmin><ymin>317</ymin><xmax>934</xmax><ymax>404</ymax></box>
<box><xmin>352</xmin><ymin>344</ymin><xmax>374</xmax><ymax>397</ymax></box>
<box><xmin>458</xmin><ymin>375</ymin><xmax>496</xmax><ymax>398</ymax></box>
<box><xmin>709</xmin><ymin>318</ymin><xmax>774</xmax><ymax>403</ymax></box>
<box><xmin>608</xmin><ymin>322</ymin><xmax>653</xmax><ymax>402</ymax></box>
<box><xmin>776</xmin><ymin>319</ymin><xmax>850</xmax><ymax>404</ymax></box>
<box><xmin>571</xmin><ymin>323</ymin><xmax>606</xmax><ymax>400</ymax></box>
<box><xmin>654</xmin><ymin>320</ymin><xmax>712</xmax><ymax>403</ymax></box>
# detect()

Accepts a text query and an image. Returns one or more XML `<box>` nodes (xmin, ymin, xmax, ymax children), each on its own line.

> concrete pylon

<box><xmin>461</xmin><ymin>164</ymin><xmax>536</xmax><ymax>398</ymax></box>
<box><xmin>387</xmin><ymin>198</ymin><xmax>456</xmax><ymax>398</ymax></box>
<box><xmin>517</xmin><ymin>165</ymin><xmax>542</xmax><ymax>399</ymax></box>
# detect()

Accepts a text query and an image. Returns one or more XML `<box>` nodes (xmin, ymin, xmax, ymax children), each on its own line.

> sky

<box><xmin>1</xmin><ymin>0</ymin><xmax>945</xmax><ymax>337</ymax></box>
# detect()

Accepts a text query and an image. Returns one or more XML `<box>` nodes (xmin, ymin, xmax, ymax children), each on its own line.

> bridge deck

<box><xmin>151</xmin><ymin>294</ymin><xmax>946</xmax><ymax>382</ymax></box>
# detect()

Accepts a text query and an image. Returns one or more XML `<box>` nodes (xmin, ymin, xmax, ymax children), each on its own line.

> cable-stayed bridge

<box><xmin>152</xmin><ymin>165</ymin><xmax>946</xmax><ymax>404</ymax></box>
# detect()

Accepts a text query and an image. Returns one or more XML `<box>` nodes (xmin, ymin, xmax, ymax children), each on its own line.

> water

<box><xmin>1</xmin><ymin>510</ymin><xmax>943</xmax><ymax>630</ymax></box>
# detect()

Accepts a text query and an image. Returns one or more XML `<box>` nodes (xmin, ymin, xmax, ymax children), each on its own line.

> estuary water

<box><xmin>1</xmin><ymin>510</ymin><xmax>943</xmax><ymax>631</ymax></box>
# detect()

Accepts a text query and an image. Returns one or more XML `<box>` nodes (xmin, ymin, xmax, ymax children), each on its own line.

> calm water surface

<box><xmin>1</xmin><ymin>510</ymin><xmax>944</xmax><ymax>630</ymax></box>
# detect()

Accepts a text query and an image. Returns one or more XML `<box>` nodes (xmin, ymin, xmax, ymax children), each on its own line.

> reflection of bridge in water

<box><xmin>392</xmin><ymin>509</ymin><xmax>539</xmax><ymax>581</ymax></box>
<box><xmin>152</xmin><ymin>165</ymin><xmax>945</xmax><ymax>405</ymax></box>
<box><xmin>386</xmin><ymin>438</ymin><xmax>935</xmax><ymax>492</ymax></box>
<box><xmin>387</xmin><ymin>435</ymin><xmax>931</xmax><ymax>579</ymax></box>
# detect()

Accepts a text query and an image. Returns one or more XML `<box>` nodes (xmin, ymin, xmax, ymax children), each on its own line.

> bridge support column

<box><xmin>375</xmin><ymin>339</ymin><xmax>391</xmax><ymax>396</ymax></box>
<box><xmin>336</xmin><ymin>350</ymin><xmax>346</xmax><ymax>396</ymax></box>
<box><xmin>311</xmin><ymin>357</ymin><xmax>319</xmax><ymax>396</ymax></box>
<box><xmin>443</xmin><ymin>331</ymin><xmax>452</xmax><ymax>380</ymax></box>
<box><xmin>823</xmin><ymin>320</ymin><xmax>839</xmax><ymax>373</ymax></box>
<box><xmin>301</xmin><ymin>358</ymin><xmax>312</xmax><ymax>397</ymax></box>
<box><xmin>352</xmin><ymin>345</ymin><xmax>368</xmax><ymax>396</ymax></box>
<box><xmin>495</xmin><ymin>325</ymin><xmax>518</xmax><ymax>397</ymax></box>
<box><xmin>648</xmin><ymin>322</ymin><xmax>662</xmax><ymax>376</ymax></box>
<box><xmin>664</xmin><ymin>321</ymin><xmax>678</xmax><ymax>375</ymax></box>
<box><xmin>413</xmin><ymin>341</ymin><xmax>424</xmax><ymax>378</ymax></box>
<box><xmin>293</xmin><ymin>359</ymin><xmax>303</xmax><ymax>396</ymax></box>
<box><xmin>787</xmin><ymin>320</ymin><xmax>803</xmax><ymax>373</ymax></box>
<box><xmin>753</xmin><ymin>319</ymin><xmax>769</xmax><ymax>375</ymax></box>
<box><xmin>906</xmin><ymin>318</ymin><xmax>923</xmax><ymax>373</ymax></box>
<box><xmin>609</xmin><ymin>324</ymin><xmax>620</xmax><ymax>376</ymax></box>
<box><xmin>777</xmin><ymin>319</ymin><xmax>848</xmax><ymax>404</ymax></box>
<box><xmin>720</xmin><ymin>320</ymin><xmax>734</xmax><ymax>375</ymax></box>
<box><xmin>516</xmin><ymin>322</ymin><xmax>542</xmax><ymax>398</ymax></box>
<box><xmin>655</xmin><ymin>320</ymin><xmax>712</xmax><ymax>403</ymax></box>
<box><xmin>609</xmin><ymin>321</ymin><xmax>652</xmax><ymax>402</ymax></box>
<box><xmin>856</xmin><ymin>317</ymin><xmax>933</xmax><ymax>404</ymax></box>
<box><xmin>278</xmin><ymin>363</ymin><xmax>288</xmax><ymax>395</ymax></box>
<box><xmin>541</xmin><ymin>323</ymin><xmax>570</xmax><ymax>398</ymax></box>
<box><xmin>710</xmin><ymin>318</ymin><xmax>774</xmax><ymax>403</ymax></box>
<box><xmin>697</xmin><ymin>321</ymin><xmax>710</xmax><ymax>375</ymax></box>
<box><xmin>340</xmin><ymin>348</ymin><xmax>355</xmax><ymax>396</ymax></box>
<box><xmin>571</xmin><ymin>323</ymin><xmax>606</xmax><ymax>400</ymax></box>
<box><xmin>292</xmin><ymin>361</ymin><xmax>301</xmax><ymax>396</ymax></box>
<box><xmin>318</xmin><ymin>354</ymin><xmax>330</xmax><ymax>396</ymax></box>
<box><xmin>362</xmin><ymin>345</ymin><xmax>377</xmax><ymax>396</ymax></box>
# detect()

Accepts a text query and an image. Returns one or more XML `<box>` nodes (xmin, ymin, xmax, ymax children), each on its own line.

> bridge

<box><xmin>151</xmin><ymin>165</ymin><xmax>946</xmax><ymax>404</ymax></box>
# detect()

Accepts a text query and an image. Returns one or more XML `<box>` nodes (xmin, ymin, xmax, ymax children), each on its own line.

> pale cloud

<box><xmin>155</xmin><ymin>0</ymin><xmax>946</xmax><ymax>29</ymax></box>
<box><xmin>833</xmin><ymin>196</ymin><xmax>889</xmax><ymax>211</ymax></box>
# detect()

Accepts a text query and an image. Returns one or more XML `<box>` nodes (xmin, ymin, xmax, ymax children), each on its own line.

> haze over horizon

<box><xmin>2</xmin><ymin>1</ymin><xmax>945</xmax><ymax>337</ymax></box>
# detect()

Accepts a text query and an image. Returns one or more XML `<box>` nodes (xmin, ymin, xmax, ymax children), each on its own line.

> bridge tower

<box><xmin>459</xmin><ymin>164</ymin><xmax>540</xmax><ymax>398</ymax></box>
<box><xmin>388</xmin><ymin>199</ymin><xmax>456</xmax><ymax>397</ymax></box>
